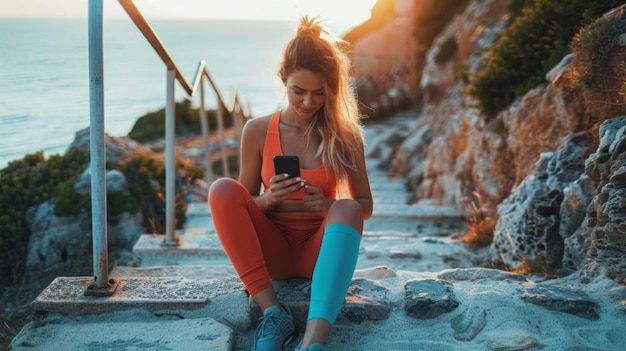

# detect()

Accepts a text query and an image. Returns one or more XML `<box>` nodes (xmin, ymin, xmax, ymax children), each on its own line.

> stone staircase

<box><xmin>127</xmin><ymin>169</ymin><xmax>463</xmax><ymax>272</ymax></box>
<box><xmin>10</xmin><ymin>112</ymin><xmax>468</xmax><ymax>350</ymax></box>
<box><xmin>124</xmin><ymin>111</ymin><xmax>466</xmax><ymax>278</ymax></box>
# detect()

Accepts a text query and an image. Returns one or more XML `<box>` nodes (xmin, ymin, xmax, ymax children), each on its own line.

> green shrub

<box><xmin>114</xmin><ymin>153</ymin><xmax>204</xmax><ymax>233</ymax></box>
<box><xmin>507</xmin><ymin>0</ymin><xmax>534</xmax><ymax>21</ymax></box>
<box><xmin>54</xmin><ymin>181</ymin><xmax>89</xmax><ymax>217</ymax></box>
<box><xmin>0</xmin><ymin>147</ymin><xmax>204</xmax><ymax>285</ymax></box>
<box><xmin>128</xmin><ymin>99</ymin><xmax>231</xmax><ymax>142</ymax></box>
<box><xmin>570</xmin><ymin>10</ymin><xmax>626</xmax><ymax>67</ymax></box>
<box><xmin>570</xmin><ymin>11</ymin><xmax>626</xmax><ymax>55</ymax></box>
<box><xmin>0</xmin><ymin>149</ymin><xmax>87</xmax><ymax>285</ymax></box>
<box><xmin>493</xmin><ymin>116</ymin><xmax>509</xmax><ymax>138</ymax></box>
<box><xmin>468</xmin><ymin>0</ymin><xmax>625</xmax><ymax>117</ymax></box>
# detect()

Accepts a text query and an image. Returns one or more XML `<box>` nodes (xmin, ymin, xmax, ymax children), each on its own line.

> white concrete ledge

<box><xmin>32</xmin><ymin>276</ymin><xmax>243</xmax><ymax>315</ymax></box>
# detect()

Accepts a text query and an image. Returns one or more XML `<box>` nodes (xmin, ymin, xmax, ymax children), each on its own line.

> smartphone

<box><xmin>273</xmin><ymin>155</ymin><xmax>300</xmax><ymax>179</ymax></box>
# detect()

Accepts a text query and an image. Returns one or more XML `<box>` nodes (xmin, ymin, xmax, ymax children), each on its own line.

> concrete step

<box><xmin>132</xmin><ymin>227</ymin><xmax>227</xmax><ymax>267</ymax></box>
<box><xmin>10</xmin><ymin>315</ymin><xmax>235</xmax><ymax>351</ymax></box>
<box><xmin>15</xmin><ymin>275</ymin><xmax>250</xmax><ymax>351</ymax></box>
<box><xmin>111</xmin><ymin>264</ymin><xmax>236</xmax><ymax>279</ymax></box>
<box><xmin>132</xmin><ymin>209</ymin><xmax>465</xmax><ymax>268</ymax></box>
<box><xmin>30</xmin><ymin>275</ymin><xmax>241</xmax><ymax>315</ymax></box>
<box><xmin>364</xmin><ymin>215</ymin><xmax>464</xmax><ymax>235</ymax></box>
<box><xmin>184</xmin><ymin>201</ymin><xmax>213</xmax><ymax>228</ymax></box>
<box><xmin>372</xmin><ymin>203</ymin><xmax>463</xmax><ymax>218</ymax></box>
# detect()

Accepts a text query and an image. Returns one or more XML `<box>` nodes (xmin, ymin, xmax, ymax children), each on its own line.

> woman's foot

<box><xmin>252</xmin><ymin>303</ymin><xmax>298</xmax><ymax>351</ymax></box>
<box><xmin>294</xmin><ymin>341</ymin><xmax>326</xmax><ymax>351</ymax></box>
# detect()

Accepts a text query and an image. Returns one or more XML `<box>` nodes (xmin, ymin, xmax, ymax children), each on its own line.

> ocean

<box><xmin>0</xmin><ymin>18</ymin><xmax>296</xmax><ymax>169</ymax></box>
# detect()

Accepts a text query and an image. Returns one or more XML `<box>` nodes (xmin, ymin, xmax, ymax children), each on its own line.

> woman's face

<box><xmin>285</xmin><ymin>69</ymin><xmax>326</xmax><ymax>119</ymax></box>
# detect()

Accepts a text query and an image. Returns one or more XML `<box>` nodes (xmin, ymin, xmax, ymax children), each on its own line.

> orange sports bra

<box><xmin>261</xmin><ymin>111</ymin><xmax>338</xmax><ymax>200</ymax></box>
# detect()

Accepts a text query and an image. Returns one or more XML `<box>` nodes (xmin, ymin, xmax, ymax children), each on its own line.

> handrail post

<box><xmin>216</xmin><ymin>101</ymin><xmax>229</xmax><ymax>178</ymax></box>
<box><xmin>199</xmin><ymin>79</ymin><xmax>213</xmax><ymax>184</ymax></box>
<box><xmin>232</xmin><ymin>94</ymin><xmax>243</xmax><ymax>149</ymax></box>
<box><xmin>85</xmin><ymin>0</ymin><xmax>117</xmax><ymax>295</ymax></box>
<box><xmin>164</xmin><ymin>68</ymin><xmax>178</xmax><ymax>245</ymax></box>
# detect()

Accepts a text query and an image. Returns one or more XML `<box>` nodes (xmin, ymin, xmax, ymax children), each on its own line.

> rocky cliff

<box><xmin>352</xmin><ymin>0</ymin><xmax>626</xmax><ymax>281</ymax></box>
<box><xmin>347</xmin><ymin>0</ymin><xmax>420</xmax><ymax>109</ymax></box>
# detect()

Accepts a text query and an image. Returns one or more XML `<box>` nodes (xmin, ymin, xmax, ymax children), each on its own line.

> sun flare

<box><xmin>2</xmin><ymin>0</ymin><xmax>380</xmax><ymax>33</ymax></box>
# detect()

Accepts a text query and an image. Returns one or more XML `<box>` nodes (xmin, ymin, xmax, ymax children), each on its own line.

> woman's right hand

<box><xmin>267</xmin><ymin>173</ymin><xmax>304</xmax><ymax>205</ymax></box>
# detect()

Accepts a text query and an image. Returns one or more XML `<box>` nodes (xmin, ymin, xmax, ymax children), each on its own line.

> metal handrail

<box><xmin>118</xmin><ymin>0</ymin><xmax>244</xmax><ymax>109</ymax></box>
<box><xmin>86</xmin><ymin>0</ymin><xmax>249</xmax><ymax>294</ymax></box>
<box><xmin>118</xmin><ymin>0</ymin><xmax>250</xmax><ymax>245</ymax></box>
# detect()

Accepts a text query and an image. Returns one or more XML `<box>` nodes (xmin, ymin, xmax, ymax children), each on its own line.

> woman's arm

<box><xmin>237</xmin><ymin>117</ymin><xmax>264</xmax><ymax>196</ymax></box>
<box><xmin>299</xmin><ymin>139</ymin><xmax>373</xmax><ymax>218</ymax></box>
<box><xmin>238</xmin><ymin>116</ymin><xmax>304</xmax><ymax>214</ymax></box>
<box><xmin>347</xmin><ymin>141</ymin><xmax>374</xmax><ymax>219</ymax></box>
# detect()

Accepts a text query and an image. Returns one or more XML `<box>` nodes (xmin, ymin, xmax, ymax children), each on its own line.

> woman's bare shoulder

<box><xmin>241</xmin><ymin>113</ymin><xmax>276</xmax><ymax>152</ymax></box>
<box><xmin>247</xmin><ymin>114</ymin><xmax>272</xmax><ymax>126</ymax></box>
<box><xmin>243</xmin><ymin>114</ymin><xmax>273</xmax><ymax>136</ymax></box>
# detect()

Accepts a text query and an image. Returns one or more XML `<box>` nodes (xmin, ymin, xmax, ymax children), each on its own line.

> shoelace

<box><xmin>257</xmin><ymin>313</ymin><xmax>280</xmax><ymax>338</ymax></box>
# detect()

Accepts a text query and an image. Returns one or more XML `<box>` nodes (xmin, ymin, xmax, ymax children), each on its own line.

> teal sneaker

<box><xmin>294</xmin><ymin>342</ymin><xmax>326</xmax><ymax>351</ymax></box>
<box><xmin>252</xmin><ymin>304</ymin><xmax>298</xmax><ymax>351</ymax></box>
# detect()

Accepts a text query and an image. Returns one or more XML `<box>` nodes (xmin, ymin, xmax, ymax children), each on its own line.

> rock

<box><xmin>437</xmin><ymin>267</ymin><xmax>527</xmax><ymax>282</ymax></box>
<box><xmin>491</xmin><ymin>132</ymin><xmax>592</xmax><ymax>272</ymax></box>
<box><xmin>389</xmin><ymin>245</ymin><xmax>421</xmax><ymax>259</ymax></box>
<box><xmin>521</xmin><ymin>284</ymin><xmax>599</xmax><ymax>320</ymax></box>
<box><xmin>341</xmin><ymin>278</ymin><xmax>392</xmax><ymax>323</ymax></box>
<box><xmin>353</xmin><ymin>265</ymin><xmax>397</xmax><ymax>280</ymax></box>
<box><xmin>451</xmin><ymin>306</ymin><xmax>487</xmax><ymax>341</ymax></box>
<box><xmin>560</xmin><ymin>175</ymin><xmax>596</xmax><ymax>275</ymax></box>
<box><xmin>488</xmin><ymin>334</ymin><xmax>545</xmax><ymax>351</ymax></box>
<box><xmin>580</xmin><ymin>116</ymin><xmax>626</xmax><ymax>283</ymax></box>
<box><xmin>404</xmin><ymin>278</ymin><xmax>459</xmax><ymax>319</ymax></box>
<box><xmin>67</xmin><ymin>127</ymin><xmax>153</xmax><ymax>165</ymax></box>
<box><xmin>24</xmin><ymin>201</ymin><xmax>91</xmax><ymax>269</ymax></box>
<box><xmin>24</xmin><ymin>167</ymin><xmax>144</xmax><ymax>270</ymax></box>
<box><xmin>350</xmin><ymin>0</ymin><xmax>419</xmax><ymax>108</ymax></box>
<box><xmin>74</xmin><ymin>169</ymin><xmax>129</xmax><ymax>195</ymax></box>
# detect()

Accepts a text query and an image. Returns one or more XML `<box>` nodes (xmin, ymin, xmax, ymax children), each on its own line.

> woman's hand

<box><xmin>267</xmin><ymin>173</ymin><xmax>304</xmax><ymax>206</ymax></box>
<box><xmin>302</xmin><ymin>184</ymin><xmax>331</xmax><ymax>213</ymax></box>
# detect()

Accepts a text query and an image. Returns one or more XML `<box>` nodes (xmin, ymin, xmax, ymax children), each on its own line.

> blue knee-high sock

<box><xmin>308</xmin><ymin>223</ymin><xmax>361</xmax><ymax>326</ymax></box>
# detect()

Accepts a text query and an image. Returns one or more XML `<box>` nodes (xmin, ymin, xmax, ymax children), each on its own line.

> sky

<box><xmin>1</xmin><ymin>0</ymin><xmax>379</xmax><ymax>33</ymax></box>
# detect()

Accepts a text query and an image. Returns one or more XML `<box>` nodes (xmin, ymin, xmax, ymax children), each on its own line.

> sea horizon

<box><xmin>0</xmin><ymin>18</ymin><xmax>295</xmax><ymax>168</ymax></box>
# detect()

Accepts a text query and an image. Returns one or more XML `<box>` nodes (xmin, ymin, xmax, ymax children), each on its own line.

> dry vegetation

<box><xmin>458</xmin><ymin>195</ymin><xmax>497</xmax><ymax>250</ymax></box>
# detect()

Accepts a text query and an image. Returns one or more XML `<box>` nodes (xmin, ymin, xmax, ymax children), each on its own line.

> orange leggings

<box><xmin>208</xmin><ymin>177</ymin><xmax>326</xmax><ymax>296</ymax></box>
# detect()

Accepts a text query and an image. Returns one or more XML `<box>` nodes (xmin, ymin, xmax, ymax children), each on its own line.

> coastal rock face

<box><xmin>370</xmin><ymin>0</ymin><xmax>626</xmax><ymax>280</ymax></box>
<box><xmin>390</xmin><ymin>2</ymin><xmax>626</xmax><ymax>215</ymax></box>
<box><xmin>389</xmin><ymin>0</ymin><xmax>514</xmax><ymax>212</ymax></box>
<box><xmin>491</xmin><ymin>132</ymin><xmax>593</xmax><ymax>272</ymax></box>
<box><xmin>25</xmin><ymin>168</ymin><xmax>144</xmax><ymax>269</ymax></box>
<box><xmin>25</xmin><ymin>201</ymin><xmax>92</xmax><ymax>269</ymax></box>
<box><xmin>579</xmin><ymin>117</ymin><xmax>626</xmax><ymax>283</ymax></box>
<box><xmin>349</xmin><ymin>0</ymin><xmax>419</xmax><ymax>108</ymax></box>
<box><xmin>25</xmin><ymin>132</ymin><xmax>148</xmax><ymax>270</ymax></box>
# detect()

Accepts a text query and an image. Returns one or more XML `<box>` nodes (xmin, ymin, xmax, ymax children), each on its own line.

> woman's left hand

<box><xmin>302</xmin><ymin>185</ymin><xmax>330</xmax><ymax>213</ymax></box>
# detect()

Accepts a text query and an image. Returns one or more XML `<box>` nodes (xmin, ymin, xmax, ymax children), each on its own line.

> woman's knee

<box><xmin>326</xmin><ymin>199</ymin><xmax>363</xmax><ymax>231</ymax></box>
<box><xmin>330</xmin><ymin>199</ymin><xmax>362</xmax><ymax>215</ymax></box>
<box><xmin>209</xmin><ymin>177</ymin><xmax>242</xmax><ymax>207</ymax></box>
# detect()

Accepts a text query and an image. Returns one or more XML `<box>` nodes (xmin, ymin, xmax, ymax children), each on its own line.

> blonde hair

<box><xmin>278</xmin><ymin>17</ymin><xmax>363</xmax><ymax>197</ymax></box>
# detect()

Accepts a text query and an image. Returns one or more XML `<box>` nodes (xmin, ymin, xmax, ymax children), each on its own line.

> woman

<box><xmin>209</xmin><ymin>16</ymin><xmax>373</xmax><ymax>351</ymax></box>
